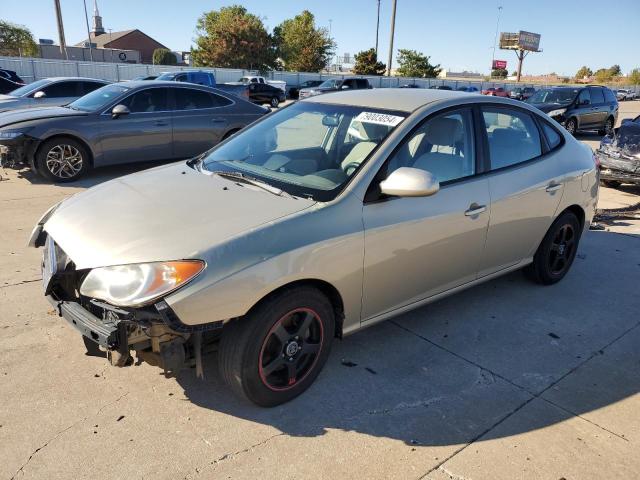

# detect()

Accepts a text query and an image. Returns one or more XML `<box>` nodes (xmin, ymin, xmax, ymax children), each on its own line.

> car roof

<box><xmin>38</xmin><ymin>77</ymin><xmax>109</xmax><ymax>83</ymax></box>
<box><xmin>304</xmin><ymin>88</ymin><xmax>471</xmax><ymax>113</ymax></box>
<box><xmin>115</xmin><ymin>80</ymin><xmax>214</xmax><ymax>89</ymax></box>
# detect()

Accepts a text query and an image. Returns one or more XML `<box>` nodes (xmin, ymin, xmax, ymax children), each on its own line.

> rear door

<box><xmin>171</xmin><ymin>86</ymin><xmax>235</xmax><ymax>158</ymax></box>
<box><xmin>575</xmin><ymin>89</ymin><xmax>594</xmax><ymax>128</ymax></box>
<box><xmin>479</xmin><ymin>105</ymin><xmax>565</xmax><ymax>276</ymax></box>
<box><xmin>100</xmin><ymin>87</ymin><xmax>173</xmax><ymax>164</ymax></box>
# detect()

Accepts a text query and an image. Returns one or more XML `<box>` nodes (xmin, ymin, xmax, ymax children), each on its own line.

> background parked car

<box><xmin>233</xmin><ymin>76</ymin><xmax>286</xmax><ymax>93</ymax></box>
<box><xmin>0</xmin><ymin>75</ymin><xmax>25</xmax><ymax>94</ymax></box>
<box><xmin>509</xmin><ymin>86</ymin><xmax>536</xmax><ymax>101</ymax></box>
<box><xmin>132</xmin><ymin>74</ymin><xmax>158</xmax><ymax>81</ymax></box>
<box><xmin>0</xmin><ymin>68</ymin><xmax>24</xmax><ymax>84</ymax></box>
<box><xmin>155</xmin><ymin>70</ymin><xmax>253</xmax><ymax>102</ymax></box>
<box><xmin>245</xmin><ymin>81</ymin><xmax>286</xmax><ymax>107</ymax></box>
<box><xmin>457</xmin><ymin>86</ymin><xmax>479</xmax><ymax>93</ymax></box>
<box><xmin>299</xmin><ymin>78</ymin><xmax>372</xmax><ymax>98</ymax></box>
<box><xmin>527</xmin><ymin>85</ymin><xmax>618</xmax><ymax>135</ymax></box>
<box><xmin>399</xmin><ymin>84</ymin><xmax>421</xmax><ymax>88</ymax></box>
<box><xmin>0</xmin><ymin>81</ymin><xmax>267</xmax><ymax>181</ymax></box>
<box><xmin>429</xmin><ymin>85</ymin><xmax>453</xmax><ymax>90</ymax></box>
<box><xmin>0</xmin><ymin>77</ymin><xmax>109</xmax><ymax>113</ymax></box>
<box><xmin>288</xmin><ymin>80</ymin><xmax>323</xmax><ymax>99</ymax></box>
<box><xmin>482</xmin><ymin>87</ymin><xmax>509</xmax><ymax>97</ymax></box>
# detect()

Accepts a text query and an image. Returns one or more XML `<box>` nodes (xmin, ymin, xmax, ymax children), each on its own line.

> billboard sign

<box><xmin>518</xmin><ymin>31</ymin><xmax>541</xmax><ymax>52</ymax></box>
<box><xmin>492</xmin><ymin>60</ymin><xmax>507</xmax><ymax>70</ymax></box>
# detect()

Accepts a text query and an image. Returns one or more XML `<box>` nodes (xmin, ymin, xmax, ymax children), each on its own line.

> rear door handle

<box><xmin>154</xmin><ymin>121</ymin><xmax>169</xmax><ymax>126</ymax></box>
<box><xmin>211</xmin><ymin>118</ymin><xmax>227</xmax><ymax>123</ymax></box>
<box><xmin>545</xmin><ymin>182</ymin><xmax>562</xmax><ymax>193</ymax></box>
<box><xmin>464</xmin><ymin>203</ymin><xmax>486</xmax><ymax>216</ymax></box>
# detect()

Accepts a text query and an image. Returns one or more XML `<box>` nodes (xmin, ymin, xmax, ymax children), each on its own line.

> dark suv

<box><xmin>527</xmin><ymin>86</ymin><xmax>618</xmax><ymax>135</ymax></box>
<box><xmin>509</xmin><ymin>86</ymin><xmax>536</xmax><ymax>101</ymax></box>
<box><xmin>298</xmin><ymin>78</ymin><xmax>372</xmax><ymax>99</ymax></box>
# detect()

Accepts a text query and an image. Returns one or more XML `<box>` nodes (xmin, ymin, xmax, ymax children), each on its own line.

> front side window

<box><xmin>383</xmin><ymin>108</ymin><xmax>475</xmax><ymax>183</ymax></box>
<box><xmin>121</xmin><ymin>88</ymin><xmax>169</xmax><ymax>113</ymax></box>
<box><xmin>588</xmin><ymin>87</ymin><xmax>605</xmax><ymax>104</ymax></box>
<box><xmin>577</xmin><ymin>89</ymin><xmax>591</xmax><ymax>105</ymax></box>
<box><xmin>319</xmin><ymin>79</ymin><xmax>337</xmax><ymax>89</ymax></box>
<box><xmin>10</xmin><ymin>78</ymin><xmax>49</xmax><ymax>97</ymax></box>
<box><xmin>482</xmin><ymin>108</ymin><xmax>542</xmax><ymax>170</ymax></box>
<box><xmin>201</xmin><ymin>102</ymin><xmax>406</xmax><ymax>201</ymax></box>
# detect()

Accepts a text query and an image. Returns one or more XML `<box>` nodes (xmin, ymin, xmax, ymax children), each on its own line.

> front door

<box><xmin>362</xmin><ymin>107</ymin><xmax>490</xmax><ymax>320</ymax></box>
<box><xmin>478</xmin><ymin>106</ymin><xmax>565</xmax><ymax>276</ymax></box>
<box><xmin>100</xmin><ymin>87</ymin><xmax>173</xmax><ymax>164</ymax></box>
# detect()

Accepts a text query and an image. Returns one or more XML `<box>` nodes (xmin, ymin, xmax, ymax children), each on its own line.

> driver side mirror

<box><xmin>33</xmin><ymin>91</ymin><xmax>46</xmax><ymax>99</ymax></box>
<box><xmin>379</xmin><ymin>167</ymin><xmax>440</xmax><ymax>197</ymax></box>
<box><xmin>341</xmin><ymin>85</ymin><xmax>350</xmax><ymax>90</ymax></box>
<box><xmin>579</xmin><ymin>98</ymin><xmax>590</xmax><ymax>106</ymax></box>
<box><xmin>111</xmin><ymin>104</ymin><xmax>130</xmax><ymax>118</ymax></box>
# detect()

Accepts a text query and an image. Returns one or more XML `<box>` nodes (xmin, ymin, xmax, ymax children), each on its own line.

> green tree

<box><xmin>629</xmin><ymin>68</ymin><xmax>640</xmax><ymax>85</ymax></box>
<box><xmin>608</xmin><ymin>64</ymin><xmax>621</xmax><ymax>76</ymax></box>
<box><xmin>0</xmin><ymin>20</ymin><xmax>38</xmax><ymax>57</ymax></box>
<box><xmin>575</xmin><ymin>66</ymin><xmax>592</xmax><ymax>79</ymax></box>
<box><xmin>594</xmin><ymin>68</ymin><xmax>612</xmax><ymax>83</ymax></box>
<box><xmin>491</xmin><ymin>68</ymin><xmax>508</xmax><ymax>78</ymax></box>
<box><xmin>152</xmin><ymin>48</ymin><xmax>177</xmax><ymax>65</ymax></box>
<box><xmin>353</xmin><ymin>48</ymin><xmax>386</xmax><ymax>76</ymax></box>
<box><xmin>191</xmin><ymin>5</ymin><xmax>274</xmax><ymax>69</ymax></box>
<box><xmin>273</xmin><ymin>10</ymin><xmax>335</xmax><ymax>72</ymax></box>
<box><xmin>395</xmin><ymin>49</ymin><xmax>441</xmax><ymax>78</ymax></box>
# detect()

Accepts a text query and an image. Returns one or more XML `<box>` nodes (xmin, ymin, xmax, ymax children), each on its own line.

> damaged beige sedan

<box><xmin>31</xmin><ymin>89</ymin><xmax>598</xmax><ymax>406</ymax></box>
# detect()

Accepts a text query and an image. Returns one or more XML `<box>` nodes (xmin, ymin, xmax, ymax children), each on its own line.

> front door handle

<box><xmin>464</xmin><ymin>203</ymin><xmax>486</xmax><ymax>216</ymax></box>
<box><xmin>154</xmin><ymin>121</ymin><xmax>169</xmax><ymax>126</ymax></box>
<box><xmin>211</xmin><ymin>118</ymin><xmax>227</xmax><ymax>123</ymax></box>
<box><xmin>545</xmin><ymin>182</ymin><xmax>562</xmax><ymax>193</ymax></box>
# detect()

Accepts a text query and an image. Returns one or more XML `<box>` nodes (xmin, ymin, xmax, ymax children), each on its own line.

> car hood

<box><xmin>0</xmin><ymin>106</ymin><xmax>86</xmax><ymax>128</ymax></box>
<box><xmin>43</xmin><ymin>162</ymin><xmax>316</xmax><ymax>269</ymax></box>
<box><xmin>0</xmin><ymin>97</ymin><xmax>24</xmax><ymax>112</ymax></box>
<box><xmin>527</xmin><ymin>102</ymin><xmax>571</xmax><ymax>113</ymax></box>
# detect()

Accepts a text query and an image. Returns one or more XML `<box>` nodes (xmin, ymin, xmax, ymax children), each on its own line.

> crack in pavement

<box><xmin>0</xmin><ymin>278</ymin><xmax>42</xmax><ymax>289</ymax></box>
<box><xmin>185</xmin><ymin>432</ymin><xmax>285</xmax><ymax>478</ymax></box>
<box><xmin>391</xmin><ymin>319</ymin><xmax>640</xmax><ymax>480</ymax></box>
<box><xmin>438</xmin><ymin>465</ymin><xmax>472</xmax><ymax>480</ymax></box>
<box><xmin>10</xmin><ymin>392</ymin><xmax>129</xmax><ymax>479</ymax></box>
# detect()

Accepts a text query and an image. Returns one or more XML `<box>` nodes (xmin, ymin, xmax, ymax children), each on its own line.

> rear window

<box><xmin>603</xmin><ymin>88</ymin><xmax>617</xmax><ymax>103</ymax></box>
<box><xmin>174</xmin><ymin>88</ymin><xmax>231</xmax><ymax>109</ymax></box>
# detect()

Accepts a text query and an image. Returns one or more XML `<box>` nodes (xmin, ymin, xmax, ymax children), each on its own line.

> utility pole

<box><xmin>491</xmin><ymin>5</ymin><xmax>503</xmax><ymax>72</ymax></box>
<box><xmin>328</xmin><ymin>19</ymin><xmax>333</xmax><ymax>72</ymax></box>
<box><xmin>53</xmin><ymin>0</ymin><xmax>68</xmax><ymax>60</ymax></box>
<box><xmin>82</xmin><ymin>0</ymin><xmax>94</xmax><ymax>62</ymax></box>
<box><xmin>375</xmin><ymin>0</ymin><xmax>381</xmax><ymax>58</ymax></box>
<box><xmin>386</xmin><ymin>0</ymin><xmax>397</xmax><ymax>76</ymax></box>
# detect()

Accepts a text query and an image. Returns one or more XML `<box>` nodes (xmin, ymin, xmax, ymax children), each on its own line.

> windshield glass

<box><xmin>201</xmin><ymin>102</ymin><xmax>406</xmax><ymax>201</ymax></box>
<box><xmin>68</xmin><ymin>84</ymin><xmax>130</xmax><ymax>112</ymax></box>
<box><xmin>9</xmin><ymin>79</ymin><xmax>50</xmax><ymax>97</ymax></box>
<box><xmin>528</xmin><ymin>89</ymin><xmax>578</xmax><ymax>105</ymax></box>
<box><xmin>319</xmin><ymin>79</ymin><xmax>337</xmax><ymax>89</ymax></box>
<box><xmin>155</xmin><ymin>72</ymin><xmax>176</xmax><ymax>81</ymax></box>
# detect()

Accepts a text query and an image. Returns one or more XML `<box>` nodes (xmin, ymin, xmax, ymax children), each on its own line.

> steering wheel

<box><xmin>342</xmin><ymin>161</ymin><xmax>361</xmax><ymax>176</ymax></box>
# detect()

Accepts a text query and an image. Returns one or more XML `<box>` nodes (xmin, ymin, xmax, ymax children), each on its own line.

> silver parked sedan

<box><xmin>0</xmin><ymin>77</ymin><xmax>109</xmax><ymax>113</ymax></box>
<box><xmin>31</xmin><ymin>89</ymin><xmax>598</xmax><ymax>406</ymax></box>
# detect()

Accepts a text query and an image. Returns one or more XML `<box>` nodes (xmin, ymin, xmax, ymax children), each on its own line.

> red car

<box><xmin>481</xmin><ymin>87</ymin><xmax>509</xmax><ymax>97</ymax></box>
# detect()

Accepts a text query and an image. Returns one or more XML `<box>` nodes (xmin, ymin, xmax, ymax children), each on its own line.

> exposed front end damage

<box><xmin>41</xmin><ymin>235</ymin><xmax>223</xmax><ymax>377</ymax></box>
<box><xmin>597</xmin><ymin>120</ymin><xmax>640</xmax><ymax>185</ymax></box>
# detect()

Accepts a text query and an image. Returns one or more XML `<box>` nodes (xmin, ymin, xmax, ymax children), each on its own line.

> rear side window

<box><xmin>357</xmin><ymin>79</ymin><xmax>369</xmax><ymax>89</ymax></box>
<box><xmin>482</xmin><ymin>108</ymin><xmax>542</xmax><ymax>170</ymax></box>
<box><xmin>588</xmin><ymin>87</ymin><xmax>605</xmax><ymax>104</ymax></box>
<box><xmin>174</xmin><ymin>88</ymin><xmax>231</xmax><ymax>109</ymax></box>
<box><xmin>603</xmin><ymin>88</ymin><xmax>616</xmax><ymax>103</ymax></box>
<box><xmin>541</xmin><ymin>122</ymin><xmax>562</xmax><ymax>150</ymax></box>
<box><xmin>175</xmin><ymin>73</ymin><xmax>188</xmax><ymax>82</ymax></box>
<box><xmin>41</xmin><ymin>81</ymin><xmax>80</xmax><ymax>98</ymax></box>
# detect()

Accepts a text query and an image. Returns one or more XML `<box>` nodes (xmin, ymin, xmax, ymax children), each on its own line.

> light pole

<box><xmin>53</xmin><ymin>0</ymin><xmax>68</xmax><ymax>59</ymax></box>
<box><xmin>386</xmin><ymin>0</ymin><xmax>397</xmax><ymax>76</ymax></box>
<box><xmin>328</xmin><ymin>19</ymin><xmax>333</xmax><ymax>72</ymax></box>
<box><xmin>491</xmin><ymin>5</ymin><xmax>503</xmax><ymax>75</ymax></box>
<box><xmin>108</xmin><ymin>28</ymin><xmax>113</xmax><ymax>62</ymax></box>
<box><xmin>375</xmin><ymin>0</ymin><xmax>381</xmax><ymax>58</ymax></box>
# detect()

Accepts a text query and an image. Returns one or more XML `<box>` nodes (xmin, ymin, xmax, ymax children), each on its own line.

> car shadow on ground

<box><xmin>173</xmin><ymin>230</ymin><xmax>640</xmax><ymax>447</ymax></box>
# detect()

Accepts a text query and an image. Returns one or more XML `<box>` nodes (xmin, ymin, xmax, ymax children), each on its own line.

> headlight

<box><xmin>0</xmin><ymin>131</ymin><xmax>24</xmax><ymax>139</ymax></box>
<box><xmin>80</xmin><ymin>260</ymin><xmax>205</xmax><ymax>307</ymax></box>
<box><xmin>547</xmin><ymin>108</ymin><xmax>566</xmax><ymax>118</ymax></box>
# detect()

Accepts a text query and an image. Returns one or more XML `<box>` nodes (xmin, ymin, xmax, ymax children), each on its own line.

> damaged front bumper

<box><xmin>0</xmin><ymin>135</ymin><xmax>39</xmax><ymax>169</ymax></box>
<box><xmin>597</xmin><ymin>150</ymin><xmax>640</xmax><ymax>184</ymax></box>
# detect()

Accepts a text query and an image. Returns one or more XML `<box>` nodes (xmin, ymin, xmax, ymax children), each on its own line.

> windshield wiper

<box><xmin>211</xmin><ymin>171</ymin><xmax>296</xmax><ymax>198</ymax></box>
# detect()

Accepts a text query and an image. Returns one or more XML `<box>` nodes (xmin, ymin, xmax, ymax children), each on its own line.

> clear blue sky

<box><xmin>2</xmin><ymin>0</ymin><xmax>638</xmax><ymax>76</ymax></box>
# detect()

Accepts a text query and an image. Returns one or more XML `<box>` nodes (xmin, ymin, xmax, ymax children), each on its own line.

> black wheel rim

<box><xmin>605</xmin><ymin>118</ymin><xmax>613</xmax><ymax>134</ymax></box>
<box><xmin>271</xmin><ymin>98</ymin><xmax>278</xmax><ymax>107</ymax></box>
<box><xmin>549</xmin><ymin>224</ymin><xmax>576</xmax><ymax>275</ymax></box>
<box><xmin>258</xmin><ymin>308</ymin><xmax>323</xmax><ymax>391</ymax></box>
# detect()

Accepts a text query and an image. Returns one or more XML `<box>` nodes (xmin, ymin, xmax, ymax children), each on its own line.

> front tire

<box><xmin>218</xmin><ymin>286</ymin><xmax>335</xmax><ymax>406</ymax></box>
<box><xmin>270</xmin><ymin>96</ymin><xmax>280</xmax><ymax>108</ymax></box>
<box><xmin>564</xmin><ymin>118</ymin><xmax>577</xmax><ymax>136</ymax></box>
<box><xmin>524</xmin><ymin>211</ymin><xmax>581</xmax><ymax>285</ymax></box>
<box><xmin>35</xmin><ymin>137</ymin><xmax>89</xmax><ymax>182</ymax></box>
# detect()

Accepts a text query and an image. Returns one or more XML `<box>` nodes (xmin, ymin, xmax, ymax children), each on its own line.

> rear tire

<box><xmin>598</xmin><ymin>117</ymin><xmax>614</xmax><ymax>136</ymax></box>
<box><xmin>218</xmin><ymin>286</ymin><xmax>335</xmax><ymax>407</ymax></box>
<box><xmin>35</xmin><ymin>137</ymin><xmax>90</xmax><ymax>182</ymax></box>
<box><xmin>600</xmin><ymin>179</ymin><xmax>621</xmax><ymax>189</ymax></box>
<box><xmin>524</xmin><ymin>211</ymin><xmax>581</xmax><ymax>285</ymax></box>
